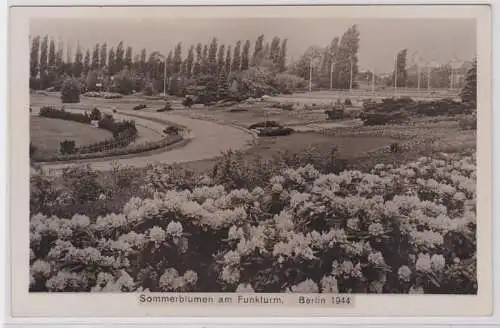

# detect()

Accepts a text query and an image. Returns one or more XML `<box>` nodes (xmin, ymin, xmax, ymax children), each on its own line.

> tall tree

<box><xmin>252</xmin><ymin>34</ymin><xmax>265</xmax><ymax>66</ymax></box>
<box><xmin>193</xmin><ymin>43</ymin><xmax>202</xmax><ymax>76</ymax></box>
<box><xmin>232</xmin><ymin>40</ymin><xmax>242</xmax><ymax>72</ymax></box>
<box><xmin>107</xmin><ymin>47</ymin><xmax>115</xmax><ymax>76</ymax></box>
<box><xmin>91</xmin><ymin>43</ymin><xmax>100</xmax><ymax>69</ymax></box>
<box><xmin>241</xmin><ymin>40</ymin><xmax>250</xmax><ymax>70</ymax></box>
<box><xmin>201</xmin><ymin>44</ymin><xmax>209</xmax><ymax>74</ymax></box>
<box><xmin>173</xmin><ymin>42</ymin><xmax>182</xmax><ymax>74</ymax></box>
<box><xmin>48</xmin><ymin>39</ymin><xmax>56</xmax><ymax>69</ymax></box>
<box><xmin>39</xmin><ymin>35</ymin><xmax>49</xmax><ymax>76</ymax></box>
<box><xmin>100</xmin><ymin>42</ymin><xmax>107</xmax><ymax>68</ymax></box>
<box><xmin>270</xmin><ymin>37</ymin><xmax>281</xmax><ymax>65</ymax></box>
<box><xmin>140</xmin><ymin>48</ymin><xmax>147</xmax><ymax>75</ymax></box>
<box><xmin>83</xmin><ymin>49</ymin><xmax>91</xmax><ymax>76</ymax></box>
<box><xmin>208</xmin><ymin>38</ymin><xmax>218</xmax><ymax>75</ymax></box>
<box><xmin>460</xmin><ymin>57</ymin><xmax>477</xmax><ymax>106</ymax></box>
<box><xmin>217</xmin><ymin>44</ymin><xmax>225</xmax><ymax>74</ymax></box>
<box><xmin>55</xmin><ymin>39</ymin><xmax>64</xmax><ymax>74</ymax></box>
<box><xmin>115</xmin><ymin>41</ymin><xmax>125</xmax><ymax>72</ymax></box>
<box><xmin>166</xmin><ymin>51</ymin><xmax>173</xmax><ymax>77</ymax></box>
<box><xmin>393</xmin><ymin>48</ymin><xmax>408</xmax><ymax>87</ymax></box>
<box><xmin>73</xmin><ymin>43</ymin><xmax>84</xmax><ymax>78</ymax></box>
<box><xmin>29</xmin><ymin>35</ymin><xmax>40</xmax><ymax>79</ymax></box>
<box><xmin>278</xmin><ymin>38</ymin><xmax>288</xmax><ymax>72</ymax></box>
<box><xmin>334</xmin><ymin>25</ymin><xmax>360</xmax><ymax>89</ymax></box>
<box><xmin>186</xmin><ymin>45</ymin><xmax>195</xmax><ymax>78</ymax></box>
<box><xmin>225</xmin><ymin>45</ymin><xmax>232</xmax><ymax>74</ymax></box>
<box><xmin>125</xmin><ymin>46</ymin><xmax>133</xmax><ymax>69</ymax></box>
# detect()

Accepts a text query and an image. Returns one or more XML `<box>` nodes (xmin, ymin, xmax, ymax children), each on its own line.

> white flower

<box><xmin>320</xmin><ymin>276</ymin><xmax>339</xmax><ymax>293</ymax></box>
<box><xmin>31</xmin><ymin>260</ymin><xmax>51</xmax><ymax>278</ymax></box>
<box><xmin>453</xmin><ymin>192</ymin><xmax>466</xmax><ymax>201</ymax></box>
<box><xmin>228</xmin><ymin>225</ymin><xmax>245</xmax><ymax>241</ymax></box>
<box><xmin>159</xmin><ymin>268</ymin><xmax>180</xmax><ymax>290</ymax></box>
<box><xmin>431</xmin><ymin>254</ymin><xmax>446</xmax><ymax>271</ymax></box>
<box><xmin>220</xmin><ymin>266</ymin><xmax>240</xmax><ymax>284</ymax></box>
<box><xmin>341</xmin><ymin>260</ymin><xmax>354</xmax><ymax>276</ymax></box>
<box><xmin>223</xmin><ymin>250</ymin><xmax>241</xmax><ymax>266</ymax></box>
<box><xmin>70</xmin><ymin>214</ymin><xmax>91</xmax><ymax>229</ymax></box>
<box><xmin>166</xmin><ymin>221</ymin><xmax>183</xmax><ymax>238</ymax></box>
<box><xmin>415</xmin><ymin>253</ymin><xmax>432</xmax><ymax>273</ymax></box>
<box><xmin>149</xmin><ymin>226</ymin><xmax>166</xmax><ymax>243</ymax></box>
<box><xmin>409</xmin><ymin>285</ymin><xmax>425</xmax><ymax>294</ymax></box>
<box><xmin>347</xmin><ymin>218</ymin><xmax>359</xmax><ymax>230</ymax></box>
<box><xmin>236</xmin><ymin>283</ymin><xmax>255</xmax><ymax>292</ymax></box>
<box><xmin>368</xmin><ymin>251</ymin><xmax>385</xmax><ymax>266</ymax></box>
<box><xmin>398</xmin><ymin>265</ymin><xmax>412</xmax><ymax>282</ymax></box>
<box><xmin>289</xmin><ymin>279</ymin><xmax>319</xmax><ymax>293</ymax></box>
<box><xmin>183</xmin><ymin>270</ymin><xmax>198</xmax><ymax>285</ymax></box>
<box><xmin>368</xmin><ymin>223</ymin><xmax>384</xmax><ymax>236</ymax></box>
<box><xmin>271</xmin><ymin>183</ymin><xmax>283</xmax><ymax>194</ymax></box>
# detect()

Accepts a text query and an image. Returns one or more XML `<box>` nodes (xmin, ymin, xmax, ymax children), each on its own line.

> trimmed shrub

<box><xmin>344</xmin><ymin>98</ymin><xmax>352</xmax><ymax>106</ymax></box>
<box><xmin>183</xmin><ymin>97</ymin><xmax>195</xmax><ymax>108</ymax></box>
<box><xmin>248</xmin><ymin>121</ymin><xmax>281</xmax><ymax>130</ymax></box>
<box><xmin>60</xmin><ymin>140</ymin><xmax>76</xmax><ymax>155</ymax></box>
<box><xmin>258</xmin><ymin>127</ymin><xmax>294</xmax><ymax>137</ymax></box>
<box><xmin>90</xmin><ymin>108</ymin><xmax>102</xmax><ymax>121</ymax></box>
<box><xmin>60</xmin><ymin>78</ymin><xmax>81</xmax><ymax>103</ymax></box>
<box><xmin>39</xmin><ymin>106</ymin><xmax>91</xmax><ymax>124</ymax></box>
<box><xmin>133</xmin><ymin>104</ymin><xmax>147</xmax><ymax>111</ymax></box>
<box><xmin>325</xmin><ymin>109</ymin><xmax>345</xmax><ymax>120</ymax></box>
<box><xmin>163</xmin><ymin>126</ymin><xmax>181</xmax><ymax>135</ymax></box>
<box><xmin>360</xmin><ymin>111</ymin><xmax>408</xmax><ymax>126</ymax></box>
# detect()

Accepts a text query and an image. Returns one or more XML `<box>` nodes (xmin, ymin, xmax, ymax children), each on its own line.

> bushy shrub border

<box><xmin>33</xmin><ymin>134</ymin><xmax>184</xmax><ymax>163</ymax></box>
<box><xmin>39</xmin><ymin>106</ymin><xmax>91</xmax><ymax>124</ymax></box>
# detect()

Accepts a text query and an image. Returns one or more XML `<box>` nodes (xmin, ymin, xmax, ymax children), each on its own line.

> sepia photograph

<box><xmin>7</xmin><ymin>4</ymin><xmax>493</xmax><ymax>318</ymax></box>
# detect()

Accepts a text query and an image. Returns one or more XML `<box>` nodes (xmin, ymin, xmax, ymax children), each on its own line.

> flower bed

<box><xmin>30</xmin><ymin>155</ymin><xmax>476</xmax><ymax>293</ymax></box>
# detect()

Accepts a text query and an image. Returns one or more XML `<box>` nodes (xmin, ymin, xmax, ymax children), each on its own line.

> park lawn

<box><xmin>30</xmin><ymin>116</ymin><xmax>113</xmax><ymax>156</ymax></box>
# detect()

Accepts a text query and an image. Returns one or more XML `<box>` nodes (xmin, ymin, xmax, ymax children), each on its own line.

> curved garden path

<box><xmin>31</xmin><ymin>105</ymin><xmax>255</xmax><ymax>173</ymax></box>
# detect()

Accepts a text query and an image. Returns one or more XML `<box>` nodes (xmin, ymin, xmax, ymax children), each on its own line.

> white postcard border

<box><xmin>6</xmin><ymin>3</ymin><xmax>494</xmax><ymax>320</ymax></box>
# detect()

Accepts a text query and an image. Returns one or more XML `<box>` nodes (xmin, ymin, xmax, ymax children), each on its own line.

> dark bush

<box><xmin>60</xmin><ymin>78</ymin><xmax>81</xmax><ymax>103</ymax></box>
<box><xmin>133</xmin><ymin>104</ymin><xmax>147</xmax><ymax>111</ymax></box>
<box><xmin>271</xmin><ymin>103</ymin><xmax>294</xmax><ymax>111</ymax></box>
<box><xmin>389</xmin><ymin>142</ymin><xmax>405</xmax><ymax>153</ymax></box>
<box><xmin>90</xmin><ymin>107</ymin><xmax>102</xmax><ymax>121</ymax></box>
<box><xmin>325</xmin><ymin>109</ymin><xmax>345</xmax><ymax>120</ymax></box>
<box><xmin>163</xmin><ymin>126</ymin><xmax>181</xmax><ymax>135</ymax></box>
<box><xmin>344</xmin><ymin>98</ymin><xmax>352</xmax><ymax>106</ymax></box>
<box><xmin>183</xmin><ymin>97</ymin><xmax>194</xmax><ymax>108</ymax></box>
<box><xmin>258</xmin><ymin>127</ymin><xmax>294</xmax><ymax>137</ymax></box>
<box><xmin>248</xmin><ymin>121</ymin><xmax>281</xmax><ymax>129</ymax></box>
<box><xmin>39</xmin><ymin>106</ymin><xmax>91</xmax><ymax>124</ymax></box>
<box><xmin>60</xmin><ymin>140</ymin><xmax>76</xmax><ymax>155</ymax></box>
<box><xmin>360</xmin><ymin>111</ymin><xmax>408</xmax><ymax>126</ymax></box>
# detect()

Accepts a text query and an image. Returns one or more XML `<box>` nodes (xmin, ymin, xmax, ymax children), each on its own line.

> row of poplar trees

<box><xmin>29</xmin><ymin>34</ymin><xmax>289</xmax><ymax>92</ymax></box>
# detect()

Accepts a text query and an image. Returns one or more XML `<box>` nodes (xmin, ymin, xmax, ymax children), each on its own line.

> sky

<box><xmin>30</xmin><ymin>18</ymin><xmax>476</xmax><ymax>73</ymax></box>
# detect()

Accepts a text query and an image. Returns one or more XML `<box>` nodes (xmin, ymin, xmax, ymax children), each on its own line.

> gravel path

<box><xmin>31</xmin><ymin>107</ymin><xmax>255</xmax><ymax>173</ymax></box>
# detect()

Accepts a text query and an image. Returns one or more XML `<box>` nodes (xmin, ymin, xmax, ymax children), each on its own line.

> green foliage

<box><xmin>60</xmin><ymin>78</ymin><xmax>81</xmax><ymax>103</ymax></box>
<box><xmin>59</xmin><ymin>139</ymin><xmax>76</xmax><ymax>155</ymax></box>
<box><xmin>273</xmin><ymin>73</ymin><xmax>307</xmax><ymax>94</ymax></box>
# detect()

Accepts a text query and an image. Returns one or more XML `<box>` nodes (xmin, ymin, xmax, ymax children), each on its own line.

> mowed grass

<box><xmin>30</xmin><ymin>116</ymin><xmax>113</xmax><ymax>156</ymax></box>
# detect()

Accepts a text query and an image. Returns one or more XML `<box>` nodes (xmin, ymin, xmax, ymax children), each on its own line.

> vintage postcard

<box><xmin>8</xmin><ymin>4</ymin><xmax>492</xmax><ymax>318</ymax></box>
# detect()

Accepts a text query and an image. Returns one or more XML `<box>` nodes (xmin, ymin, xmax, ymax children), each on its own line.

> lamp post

<box><xmin>349</xmin><ymin>56</ymin><xmax>354</xmax><ymax>91</ymax></box>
